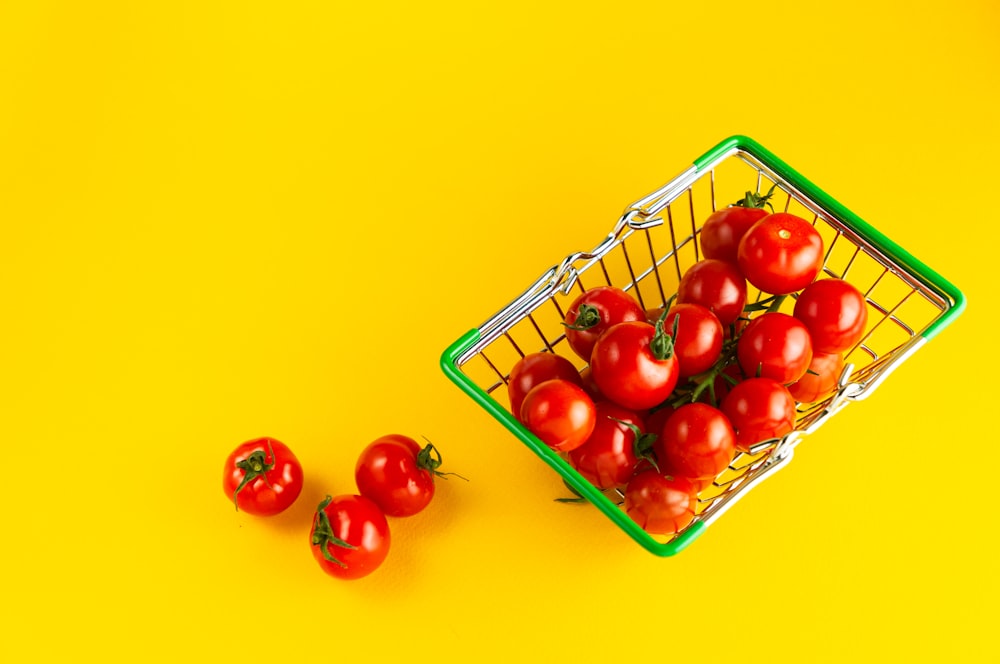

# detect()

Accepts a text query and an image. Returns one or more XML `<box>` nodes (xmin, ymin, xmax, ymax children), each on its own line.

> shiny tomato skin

<box><xmin>508</xmin><ymin>352</ymin><xmax>583</xmax><ymax>422</ymax></box>
<box><xmin>223</xmin><ymin>437</ymin><xmax>304</xmax><ymax>516</ymax></box>
<box><xmin>676</xmin><ymin>259</ymin><xmax>748</xmax><ymax>326</ymax></box>
<box><xmin>520</xmin><ymin>379</ymin><xmax>597</xmax><ymax>452</ymax></box>
<box><xmin>568</xmin><ymin>402</ymin><xmax>645</xmax><ymax>489</ymax></box>
<box><xmin>563</xmin><ymin>286</ymin><xmax>645</xmax><ymax>361</ymax></box>
<box><xmin>355</xmin><ymin>434</ymin><xmax>435</xmax><ymax>517</ymax></box>
<box><xmin>662</xmin><ymin>303</ymin><xmax>724</xmax><ymax>378</ymax></box>
<box><xmin>590</xmin><ymin>321</ymin><xmax>680</xmax><ymax>411</ymax></box>
<box><xmin>624</xmin><ymin>470</ymin><xmax>698</xmax><ymax>535</ymax></box>
<box><xmin>654</xmin><ymin>403</ymin><xmax>736</xmax><ymax>481</ymax></box>
<box><xmin>310</xmin><ymin>494</ymin><xmax>390</xmax><ymax>580</ymax></box>
<box><xmin>737</xmin><ymin>213</ymin><xmax>824</xmax><ymax>295</ymax></box>
<box><xmin>737</xmin><ymin>312</ymin><xmax>814</xmax><ymax>384</ymax></box>
<box><xmin>700</xmin><ymin>206</ymin><xmax>771</xmax><ymax>264</ymax></box>
<box><xmin>793</xmin><ymin>278</ymin><xmax>869</xmax><ymax>353</ymax></box>
<box><xmin>788</xmin><ymin>352</ymin><xmax>845</xmax><ymax>403</ymax></box>
<box><xmin>721</xmin><ymin>377</ymin><xmax>797</xmax><ymax>453</ymax></box>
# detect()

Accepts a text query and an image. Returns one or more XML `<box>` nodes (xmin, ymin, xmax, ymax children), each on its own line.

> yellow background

<box><xmin>2</xmin><ymin>1</ymin><xmax>997</xmax><ymax>661</ymax></box>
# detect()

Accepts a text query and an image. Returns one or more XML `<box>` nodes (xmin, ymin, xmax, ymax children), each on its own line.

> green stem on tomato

<box><xmin>562</xmin><ymin>303</ymin><xmax>601</xmax><ymax>331</ymax></box>
<box><xmin>418</xmin><ymin>438</ymin><xmax>469</xmax><ymax>482</ymax></box>
<box><xmin>311</xmin><ymin>496</ymin><xmax>355</xmax><ymax>567</ymax></box>
<box><xmin>733</xmin><ymin>183</ymin><xmax>777</xmax><ymax>211</ymax></box>
<box><xmin>231</xmin><ymin>440</ymin><xmax>276</xmax><ymax>511</ymax></box>
<box><xmin>650</xmin><ymin>308</ymin><xmax>678</xmax><ymax>361</ymax></box>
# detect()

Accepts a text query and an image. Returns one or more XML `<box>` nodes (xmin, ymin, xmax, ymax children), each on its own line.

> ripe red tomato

<box><xmin>737</xmin><ymin>213</ymin><xmax>824</xmax><ymax>295</ymax></box>
<box><xmin>355</xmin><ymin>434</ymin><xmax>456</xmax><ymax>517</ymax></box>
<box><xmin>676</xmin><ymin>259</ymin><xmax>748</xmax><ymax>326</ymax></box>
<box><xmin>310</xmin><ymin>495</ymin><xmax>390</xmax><ymax>580</ymax></box>
<box><xmin>788</xmin><ymin>351</ymin><xmax>845</xmax><ymax>403</ymax></box>
<box><xmin>654</xmin><ymin>403</ymin><xmax>736</xmax><ymax>481</ymax></box>
<box><xmin>520</xmin><ymin>379</ymin><xmax>597</xmax><ymax>452</ymax></box>
<box><xmin>562</xmin><ymin>286</ymin><xmax>645</xmax><ymax>361</ymax></box>
<box><xmin>700</xmin><ymin>204</ymin><xmax>771</xmax><ymax>264</ymax></box>
<box><xmin>223</xmin><ymin>437</ymin><xmax>303</xmax><ymax>516</ymax></box>
<box><xmin>793</xmin><ymin>278</ymin><xmax>869</xmax><ymax>353</ymax></box>
<box><xmin>720</xmin><ymin>377</ymin><xmax>797</xmax><ymax>453</ymax></box>
<box><xmin>624</xmin><ymin>470</ymin><xmax>698</xmax><ymax>535</ymax></box>
<box><xmin>507</xmin><ymin>352</ymin><xmax>583</xmax><ymax>422</ymax></box>
<box><xmin>590</xmin><ymin>321</ymin><xmax>680</xmax><ymax>411</ymax></box>
<box><xmin>568</xmin><ymin>402</ymin><xmax>647</xmax><ymax>489</ymax></box>
<box><xmin>737</xmin><ymin>312</ymin><xmax>814</xmax><ymax>384</ymax></box>
<box><xmin>662</xmin><ymin>303</ymin><xmax>724</xmax><ymax>378</ymax></box>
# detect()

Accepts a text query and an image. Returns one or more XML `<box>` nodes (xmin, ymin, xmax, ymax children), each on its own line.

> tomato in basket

<box><xmin>562</xmin><ymin>286</ymin><xmax>645</xmax><ymax>362</ymax></box>
<box><xmin>699</xmin><ymin>186</ymin><xmax>776</xmax><ymax>264</ymax></box>
<box><xmin>737</xmin><ymin>312</ymin><xmax>814</xmax><ymax>384</ymax></box>
<box><xmin>590</xmin><ymin>320</ymin><xmax>680</xmax><ymax>411</ymax></box>
<box><xmin>520</xmin><ymin>378</ymin><xmax>597</xmax><ymax>452</ymax></box>
<box><xmin>793</xmin><ymin>278</ymin><xmax>869</xmax><ymax>353</ymax></box>
<box><xmin>737</xmin><ymin>212</ymin><xmax>824</xmax><ymax>295</ymax></box>
<box><xmin>676</xmin><ymin>259</ymin><xmax>748</xmax><ymax>326</ymax></box>
<box><xmin>507</xmin><ymin>352</ymin><xmax>583</xmax><ymax>423</ymax></box>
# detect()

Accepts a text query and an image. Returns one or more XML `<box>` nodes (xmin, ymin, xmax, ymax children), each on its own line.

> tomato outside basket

<box><xmin>440</xmin><ymin>135</ymin><xmax>965</xmax><ymax>556</ymax></box>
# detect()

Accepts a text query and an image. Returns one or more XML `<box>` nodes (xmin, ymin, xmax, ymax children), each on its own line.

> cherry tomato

<box><xmin>562</xmin><ymin>286</ymin><xmax>645</xmax><ymax>361</ymax></box>
<box><xmin>508</xmin><ymin>352</ymin><xmax>583</xmax><ymax>422</ymax></box>
<box><xmin>737</xmin><ymin>312</ymin><xmax>814</xmax><ymax>384</ymax></box>
<box><xmin>590</xmin><ymin>321</ymin><xmax>680</xmax><ymax>411</ymax></box>
<box><xmin>654</xmin><ymin>403</ymin><xmax>736</xmax><ymax>481</ymax></box>
<box><xmin>310</xmin><ymin>495</ymin><xmax>390</xmax><ymax>580</ymax></box>
<box><xmin>662</xmin><ymin>303</ymin><xmax>724</xmax><ymax>378</ymax></box>
<box><xmin>520</xmin><ymin>379</ymin><xmax>597</xmax><ymax>452</ymax></box>
<box><xmin>568</xmin><ymin>402</ymin><xmax>647</xmax><ymax>489</ymax></box>
<box><xmin>624</xmin><ymin>470</ymin><xmax>698</xmax><ymax>535</ymax></box>
<box><xmin>737</xmin><ymin>212</ymin><xmax>824</xmax><ymax>295</ymax></box>
<box><xmin>788</xmin><ymin>352</ymin><xmax>845</xmax><ymax>403</ymax></box>
<box><xmin>720</xmin><ymin>377</ymin><xmax>797</xmax><ymax>453</ymax></box>
<box><xmin>676</xmin><ymin>259</ymin><xmax>748</xmax><ymax>326</ymax></box>
<box><xmin>700</xmin><ymin>205</ymin><xmax>771</xmax><ymax>265</ymax></box>
<box><xmin>355</xmin><ymin>434</ymin><xmax>456</xmax><ymax>517</ymax></box>
<box><xmin>793</xmin><ymin>278</ymin><xmax>869</xmax><ymax>353</ymax></box>
<box><xmin>223</xmin><ymin>437</ymin><xmax>303</xmax><ymax>516</ymax></box>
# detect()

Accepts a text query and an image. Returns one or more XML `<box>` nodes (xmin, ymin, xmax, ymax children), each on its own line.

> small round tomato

<box><xmin>520</xmin><ymin>379</ymin><xmax>597</xmax><ymax>452</ymax></box>
<box><xmin>624</xmin><ymin>470</ymin><xmax>698</xmax><ymax>535</ymax></box>
<box><xmin>590</xmin><ymin>321</ymin><xmax>680</xmax><ymax>411</ymax></box>
<box><xmin>310</xmin><ymin>495</ymin><xmax>390</xmax><ymax>580</ymax></box>
<box><xmin>654</xmin><ymin>403</ymin><xmax>736</xmax><ymax>481</ymax></box>
<box><xmin>737</xmin><ymin>312</ymin><xmax>814</xmax><ymax>384</ymax></box>
<box><xmin>700</xmin><ymin>203</ymin><xmax>771</xmax><ymax>264</ymax></box>
<box><xmin>562</xmin><ymin>286</ymin><xmax>645</xmax><ymax>361</ymax></box>
<box><xmin>793</xmin><ymin>278</ymin><xmax>869</xmax><ymax>353</ymax></box>
<box><xmin>676</xmin><ymin>259</ymin><xmax>748</xmax><ymax>326</ymax></box>
<box><xmin>568</xmin><ymin>402</ymin><xmax>647</xmax><ymax>489</ymax></box>
<box><xmin>508</xmin><ymin>352</ymin><xmax>583</xmax><ymax>422</ymax></box>
<box><xmin>223</xmin><ymin>437</ymin><xmax>303</xmax><ymax>516</ymax></box>
<box><xmin>355</xmin><ymin>434</ymin><xmax>459</xmax><ymax>517</ymax></box>
<box><xmin>721</xmin><ymin>377</ymin><xmax>797</xmax><ymax>453</ymax></box>
<box><xmin>788</xmin><ymin>352</ymin><xmax>845</xmax><ymax>403</ymax></box>
<box><xmin>662</xmin><ymin>303</ymin><xmax>724</xmax><ymax>378</ymax></box>
<box><xmin>738</xmin><ymin>212</ymin><xmax>824</xmax><ymax>295</ymax></box>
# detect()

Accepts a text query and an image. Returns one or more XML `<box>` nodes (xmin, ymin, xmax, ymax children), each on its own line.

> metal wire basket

<box><xmin>441</xmin><ymin>135</ymin><xmax>965</xmax><ymax>556</ymax></box>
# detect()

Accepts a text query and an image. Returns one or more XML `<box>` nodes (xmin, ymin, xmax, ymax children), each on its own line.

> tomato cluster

<box><xmin>223</xmin><ymin>434</ymin><xmax>464</xmax><ymax>580</ymax></box>
<box><xmin>508</xmin><ymin>193</ymin><xmax>869</xmax><ymax>536</ymax></box>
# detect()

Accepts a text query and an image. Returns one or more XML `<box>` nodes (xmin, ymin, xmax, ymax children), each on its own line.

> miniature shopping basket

<box><xmin>440</xmin><ymin>135</ymin><xmax>965</xmax><ymax>556</ymax></box>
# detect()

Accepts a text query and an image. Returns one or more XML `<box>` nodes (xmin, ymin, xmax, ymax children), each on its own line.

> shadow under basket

<box><xmin>441</xmin><ymin>135</ymin><xmax>965</xmax><ymax>556</ymax></box>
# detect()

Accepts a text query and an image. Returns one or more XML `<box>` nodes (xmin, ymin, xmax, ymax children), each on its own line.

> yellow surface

<box><xmin>2</xmin><ymin>1</ymin><xmax>997</xmax><ymax>661</ymax></box>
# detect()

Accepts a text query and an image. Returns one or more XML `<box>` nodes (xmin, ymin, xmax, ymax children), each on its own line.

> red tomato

<box><xmin>793</xmin><ymin>278</ymin><xmax>869</xmax><ymax>353</ymax></box>
<box><xmin>223</xmin><ymin>437</ymin><xmax>303</xmax><ymax>516</ymax></box>
<box><xmin>562</xmin><ymin>286</ymin><xmax>645</xmax><ymax>361</ymax></box>
<box><xmin>662</xmin><ymin>303</ymin><xmax>724</xmax><ymax>378</ymax></box>
<box><xmin>654</xmin><ymin>403</ymin><xmax>736</xmax><ymax>481</ymax></box>
<box><xmin>788</xmin><ymin>352</ymin><xmax>845</xmax><ymax>403</ymax></box>
<box><xmin>676</xmin><ymin>259</ymin><xmax>748</xmax><ymax>326</ymax></box>
<box><xmin>624</xmin><ymin>470</ymin><xmax>698</xmax><ymax>535</ymax></box>
<box><xmin>520</xmin><ymin>379</ymin><xmax>597</xmax><ymax>452</ymax></box>
<box><xmin>737</xmin><ymin>312</ymin><xmax>814</xmax><ymax>384</ymax></box>
<box><xmin>355</xmin><ymin>434</ymin><xmax>458</xmax><ymax>517</ymax></box>
<box><xmin>737</xmin><ymin>213</ymin><xmax>824</xmax><ymax>295</ymax></box>
<box><xmin>310</xmin><ymin>495</ymin><xmax>390</xmax><ymax>580</ymax></box>
<box><xmin>507</xmin><ymin>352</ymin><xmax>583</xmax><ymax>422</ymax></box>
<box><xmin>590</xmin><ymin>321</ymin><xmax>680</xmax><ymax>411</ymax></box>
<box><xmin>720</xmin><ymin>377</ymin><xmax>797</xmax><ymax>453</ymax></box>
<box><xmin>700</xmin><ymin>207</ymin><xmax>771</xmax><ymax>264</ymax></box>
<box><xmin>568</xmin><ymin>402</ymin><xmax>647</xmax><ymax>489</ymax></box>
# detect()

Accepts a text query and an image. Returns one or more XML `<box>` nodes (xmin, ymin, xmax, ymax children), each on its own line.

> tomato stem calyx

<box><xmin>231</xmin><ymin>440</ymin><xmax>276</xmax><ymax>511</ymax></box>
<box><xmin>418</xmin><ymin>438</ymin><xmax>469</xmax><ymax>482</ymax></box>
<box><xmin>563</xmin><ymin>303</ymin><xmax>601</xmax><ymax>331</ymax></box>
<box><xmin>650</xmin><ymin>309</ymin><xmax>678</xmax><ymax>361</ymax></box>
<box><xmin>733</xmin><ymin>184</ymin><xmax>777</xmax><ymax>211</ymax></box>
<box><xmin>311</xmin><ymin>496</ymin><xmax>356</xmax><ymax>567</ymax></box>
<box><xmin>610</xmin><ymin>417</ymin><xmax>659</xmax><ymax>472</ymax></box>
